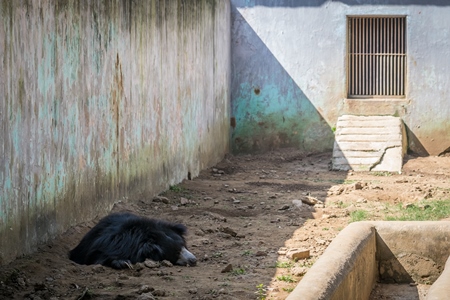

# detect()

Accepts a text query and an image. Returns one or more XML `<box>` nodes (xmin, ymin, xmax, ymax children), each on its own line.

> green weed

<box><xmin>350</xmin><ymin>209</ymin><xmax>369</xmax><ymax>222</ymax></box>
<box><xmin>169</xmin><ymin>185</ymin><xmax>183</xmax><ymax>192</ymax></box>
<box><xmin>276</xmin><ymin>261</ymin><xmax>293</xmax><ymax>268</ymax></box>
<box><xmin>277</xmin><ymin>275</ymin><xmax>296</xmax><ymax>283</ymax></box>
<box><xmin>255</xmin><ymin>283</ymin><xmax>266</xmax><ymax>300</ymax></box>
<box><xmin>231</xmin><ymin>268</ymin><xmax>246</xmax><ymax>276</ymax></box>
<box><xmin>385</xmin><ymin>200</ymin><xmax>450</xmax><ymax>221</ymax></box>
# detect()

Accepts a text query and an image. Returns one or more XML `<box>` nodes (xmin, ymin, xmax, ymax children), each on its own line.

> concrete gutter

<box><xmin>287</xmin><ymin>221</ymin><xmax>450</xmax><ymax>300</ymax></box>
<box><xmin>286</xmin><ymin>222</ymin><xmax>377</xmax><ymax>300</ymax></box>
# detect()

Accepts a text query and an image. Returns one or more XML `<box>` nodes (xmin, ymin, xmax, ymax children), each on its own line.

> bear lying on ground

<box><xmin>69</xmin><ymin>212</ymin><xmax>197</xmax><ymax>269</ymax></box>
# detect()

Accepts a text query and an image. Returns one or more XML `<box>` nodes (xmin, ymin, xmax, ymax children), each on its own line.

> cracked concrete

<box><xmin>332</xmin><ymin>115</ymin><xmax>407</xmax><ymax>173</ymax></box>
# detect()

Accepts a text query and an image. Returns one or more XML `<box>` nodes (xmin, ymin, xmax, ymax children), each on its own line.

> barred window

<box><xmin>347</xmin><ymin>16</ymin><xmax>406</xmax><ymax>98</ymax></box>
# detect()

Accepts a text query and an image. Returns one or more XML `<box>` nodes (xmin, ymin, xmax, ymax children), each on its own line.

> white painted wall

<box><xmin>231</xmin><ymin>0</ymin><xmax>450</xmax><ymax>155</ymax></box>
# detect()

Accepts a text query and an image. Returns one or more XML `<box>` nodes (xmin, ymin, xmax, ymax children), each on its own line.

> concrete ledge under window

<box><xmin>286</xmin><ymin>221</ymin><xmax>450</xmax><ymax>300</ymax></box>
<box><xmin>342</xmin><ymin>98</ymin><xmax>410</xmax><ymax>117</ymax></box>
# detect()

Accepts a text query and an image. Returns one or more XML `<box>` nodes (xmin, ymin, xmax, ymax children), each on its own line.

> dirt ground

<box><xmin>1</xmin><ymin>149</ymin><xmax>450</xmax><ymax>300</ymax></box>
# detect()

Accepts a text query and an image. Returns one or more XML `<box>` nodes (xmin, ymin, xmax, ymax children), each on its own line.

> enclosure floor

<box><xmin>370</xmin><ymin>283</ymin><xmax>430</xmax><ymax>300</ymax></box>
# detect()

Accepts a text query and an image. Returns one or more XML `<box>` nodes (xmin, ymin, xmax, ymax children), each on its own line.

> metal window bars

<box><xmin>348</xmin><ymin>16</ymin><xmax>406</xmax><ymax>97</ymax></box>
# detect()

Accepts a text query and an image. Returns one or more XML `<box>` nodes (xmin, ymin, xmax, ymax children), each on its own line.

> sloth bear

<box><xmin>69</xmin><ymin>212</ymin><xmax>197</xmax><ymax>269</ymax></box>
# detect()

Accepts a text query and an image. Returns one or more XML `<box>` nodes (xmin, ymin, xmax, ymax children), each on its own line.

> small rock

<box><xmin>144</xmin><ymin>260</ymin><xmax>160</xmax><ymax>268</ymax></box>
<box><xmin>219</xmin><ymin>226</ymin><xmax>237</xmax><ymax>237</ymax></box>
<box><xmin>286</xmin><ymin>248</ymin><xmax>310</xmax><ymax>260</ymax></box>
<box><xmin>180</xmin><ymin>197</ymin><xmax>189</xmax><ymax>205</ymax></box>
<box><xmin>302</xmin><ymin>196</ymin><xmax>320</xmax><ymax>206</ymax></box>
<box><xmin>255</xmin><ymin>251</ymin><xmax>267</xmax><ymax>257</ymax></box>
<box><xmin>292</xmin><ymin>200</ymin><xmax>303</xmax><ymax>209</ymax></box>
<box><xmin>221</xmin><ymin>264</ymin><xmax>233</xmax><ymax>273</ymax></box>
<box><xmin>291</xmin><ymin>267</ymin><xmax>308</xmax><ymax>276</ymax></box>
<box><xmin>153</xmin><ymin>196</ymin><xmax>169</xmax><ymax>204</ymax></box>
<box><xmin>161</xmin><ymin>260</ymin><xmax>173</xmax><ymax>267</ymax></box>
<box><xmin>188</xmin><ymin>288</ymin><xmax>198</xmax><ymax>294</ymax></box>
<box><xmin>315</xmin><ymin>238</ymin><xmax>327</xmax><ymax>245</ymax></box>
<box><xmin>137</xmin><ymin>293</ymin><xmax>156</xmax><ymax>300</ymax></box>
<box><xmin>138</xmin><ymin>285</ymin><xmax>155</xmax><ymax>294</ymax></box>
<box><xmin>204</xmin><ymin>197</ymin><xmax>212</xmax><ymax>201</ymax></box>
<box><xmin>354</xmin><ymin>182</ymin><xmax>364</xmax><ymax>190</ymax></box>
<box><xmin>171</xmin><ymin>205</ymin><xmax>179</xmax><ymax>211</ymax></box>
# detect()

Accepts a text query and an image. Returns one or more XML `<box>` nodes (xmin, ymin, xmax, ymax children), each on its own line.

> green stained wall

<box><xmin>231</xmin><ymin>0</ymin><xmax>450</xmax><ymax>156</ymax></box>
<box><xmin>0</xmin><ymin>0</ymin><xmax>230</xmax><ymax>264</ymax></box>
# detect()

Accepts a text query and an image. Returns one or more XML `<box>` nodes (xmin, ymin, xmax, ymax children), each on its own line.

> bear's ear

<box><xmin>171</xmin><ymin>223</ymin><xmax>187</xmax><ymax>236</ymax></box>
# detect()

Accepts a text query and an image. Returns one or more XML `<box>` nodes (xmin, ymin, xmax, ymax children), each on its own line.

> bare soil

<box><xmin>1</xmin><ymin>149</ymin><xmax>450</xmax><ymax>300</ymax></box>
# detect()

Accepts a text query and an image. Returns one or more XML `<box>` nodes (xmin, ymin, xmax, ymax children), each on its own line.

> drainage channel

<box><xmin>369</xmin><ymin>283</ymin><xmax>430</xmax><ymax>300</ymax></box>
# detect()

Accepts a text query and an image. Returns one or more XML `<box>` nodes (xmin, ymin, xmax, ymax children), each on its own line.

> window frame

<box><xmin>346</xmin><ymin>15</ymin><xmax>407</xmax><ymax>99</ymax></box>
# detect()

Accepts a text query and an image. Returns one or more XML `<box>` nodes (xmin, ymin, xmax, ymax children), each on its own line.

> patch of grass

<box><xmin>343</xmin><ymin>179</ymin><xmax>358</xmax><ymax>184</ymax></box>
<box><xmin>371</xmin><ymin>171</ymin><xmax>392</xmax><ymax>177</ymax></box>
<box><xmin>276</xmin><ymin>261</ymin><xmax>293</xmax><ymax>268</ymax></box>
<box><xmin>169</xmin><ymin>185</ymin><xmax>183</xmax><ymax>192</ymax></box>
<box><xmin>385</xmin><ymin>200</ymin><xmax>450</xmax><ymax>221</ymax></box>
<box><xmin>337</xmin><ymin>200</ymin><xmax>350</xmax><ymax>209</ymax></box>
<box><xmin>322</xmin><ymin>227</ymin><xmax>329</xmax><ymax>231</ymax></box>
<box><xmin>242</xmin><ymin>250</ymin><xmax>252</xmax><ymax>256</ymax></box>
<box><xmin>231</xmin><ymin>267</ymin><xmax>246</xmax><ymax>276</ymax></box>
<box><xmin>350</xmin><ymin>209</ymin><xmax>369</xmax><ymax>222</ymax></box>
<box><xmin>277</xmin><ymin>274</ymin><xmax>296</xmax><ymax>283</ymax></box>
<box><xmin>282</xmin><ymin>287</ymin><xmax>294</xmax><ymax>293</ymax></box>
<box><xmin>255</xmin><ymin>283</ymin><xmax>266</xmax><ymax>300</ymax></box>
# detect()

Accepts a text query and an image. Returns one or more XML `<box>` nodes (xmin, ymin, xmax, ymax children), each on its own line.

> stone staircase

<box><xmin>331</xmin><ymin>115</ymin><xmax>407</xmax><ymax>173</ymax></box>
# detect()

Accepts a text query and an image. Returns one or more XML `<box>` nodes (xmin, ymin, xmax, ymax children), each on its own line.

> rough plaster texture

<box><xmin>231</xmin><ymin>0</ymin><xmax>450</xmax><ymax>155</ymax></box>
<box><xmin>0</xmin><ymin>0</ymin><xmax>230</xmax><ymax>264</ymax></box>
<box><xmin>288</xmin><ymin>221</ymin><xmax>450</xmax><ymax>300</ymax></box>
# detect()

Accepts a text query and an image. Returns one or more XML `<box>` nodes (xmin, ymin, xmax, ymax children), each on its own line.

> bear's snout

<box><xmin>177</xmin><ymin>247</ymin><xmax>197</xmax><ymax>266</ymax></box>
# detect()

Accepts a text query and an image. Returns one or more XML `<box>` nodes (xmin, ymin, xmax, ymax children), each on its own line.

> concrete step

<box><xmin>331</xmin><ymin>115</ymin><xmax>407</xmax><ymax>173</ymax></box>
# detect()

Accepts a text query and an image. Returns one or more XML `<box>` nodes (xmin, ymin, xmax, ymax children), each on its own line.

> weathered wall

<box><xmin>231</xmin><ymin>0</ymin><xmax>450</xmax><ymax>155</ymax></box>
<box><xmin>0</xmin><ymin>0</ymin><xmax>230</xmax><ymax>264</ymax></box>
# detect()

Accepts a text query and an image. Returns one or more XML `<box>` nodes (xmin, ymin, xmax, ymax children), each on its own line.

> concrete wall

<box><xmin>0</xmin><ymin>0</ymin><xmax>230</xmax><ymax>264</ymax></box>
<box><xmin>287</xmin><ymin>222</ymin><xmax>377</xmax><ymax>300</ymax></box>
<box><xmin>231</xmin><ymin>0</ymin><xmax>450</xmax><ymax>155</ymax></box>
<box><xmin>288</xmin><ymin>221</ymin><xmax>450</xmax><ymax>300</ymax></box>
